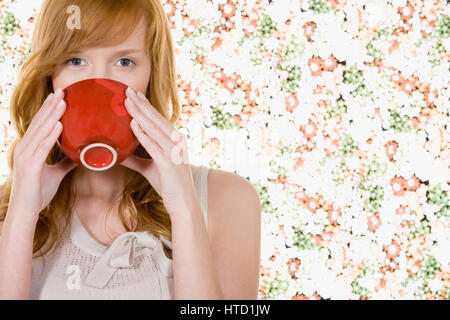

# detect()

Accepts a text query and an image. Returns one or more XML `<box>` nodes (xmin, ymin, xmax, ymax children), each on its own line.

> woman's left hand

<box><xmin>119</xmin><ymin>87</ymin><xmax>198</xmax><ymax>216</ymax></box>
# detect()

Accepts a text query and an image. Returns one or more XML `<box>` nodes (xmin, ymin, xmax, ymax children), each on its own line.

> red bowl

<box><xmin>58</xmin><ymin>78</ymin><xmax>139</xmax><ymax>171</ymax></box>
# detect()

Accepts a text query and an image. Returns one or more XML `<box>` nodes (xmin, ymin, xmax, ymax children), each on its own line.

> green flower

<box><xmin>363</xmin><ymin>185</ymin><xmax>385</xmax><ymax>213</ymax></box>
<box><xmin>435</xmin><ymin>13</ymin><xmax>449</xmax><ymax>38</ymax></box>
<box><xmin>389</xmin><ymin>109</ymin><xmax>417</xmax><ymax>133</ymax></box>
<box><xmin>408</xmin><ymin>218</ymin><xmax>431</xmax><ymax>240</ymax></box>
<box><xmin>264</xmin><ymin>274</ymin><xmax>289</xmax><ymax>299</ymax></box>
<box><xmin>293</xmin><ymin>228</ymin><xmax>318</xmax><ymax>250</ymax></box>
<box><xmin>366</xmin><ymin>28</ymin><xmax>391</xmax><ymax>60</ymax></box>
<box><xmin>338</xmin><ymin>134</ymin><xmax>358</xmax><ymax>158</ymax></box>
<box><xmin>254</xmin><ymin>181</ymin><xmax>276</xmax><ymax>214</ymax></box>
<box><xmin>324</xmin><ymin>97</ymin><xmax>347</xmax><ymax>119</ymax></box>
<box><xmin>343</xmin><ymin>64</ymin><xmax>369</xmax><ymax>97</ymax></box>
<box><xmin>256</xmin><ymin>13</ymin><xmax>277</xmax><ymax>38</ymax></box>
<box><xmin>211</xmin><ymin>107</ymin><xmax>237</xmax><ymax>130</ymax></box>
<box><xmin>426</xmin><ymin>184</ymin><xmax>449</xmax><ymax>218</ymax></box>
<box><xmin>308</xmin><ymin>0</ymin><xmax>336</xmax><ymax>14</ymax></box>
<box><xmin>420</xmin><ymin>255</ymin><xmax>441</xmax><ymax>279</ymax></box>
<box><xmin>351</xmin><ymin>266</ymin><xmax>374</xmax><ymax>299</ymax></box>
<box><xmin>0</xmin><ymin>11</ymin><xmax>20</xmax><ymax>36</ymax></box>
<box><xmin>278</xmin><ymin>64</ymin><xmax>302</xmax><ymax>93</ymax></box>
<box><xmin>363</xmin><ymin>157</ymin><xmax>388</xmax><ymax>182</ymax></box>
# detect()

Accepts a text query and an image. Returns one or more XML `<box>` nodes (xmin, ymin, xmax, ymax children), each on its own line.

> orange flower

<box><xmin>305</xmin><ymin>195</ymin><xmax>320</xmax><ymax>213</ymax></box>
<box><xmin>375</xmin><ymin>277</ymin><xmax>387</xmax><ymax>292</ymax></box>
<box><xmin>219</xmin><ymin>0</ymin><xmax>236</xmax><ymax>19</ymax></box>
<box><xmin>292</xmin><ymin>292</ymin><xmax>322</xmax><ymax>300</ymax></box>
<box><xmin>313</xmin><ymin>85</ymin><xmax>324</xmax><ymax>95</ymax></box>
<box><xmin>390</xmin><ymin>176</ymin><xmax>407</xmax><ymax>196</ymax></box>
<box><xmin>384</xmin><ymin>140</ymin><xmax>398</xmax><ymax>161</ymax></box>
<box><xmin>398</xmin><ymin>2</ymin><xmax>414</xmax><ymax>20</ymax></box>
<box><xmin>308</xmin><ymin>56</ymin><xmax>325</xmax><ymax>77</ymax></box>
<box><xmin>300</xmin><ymin>119</ymin><xmax>318</xmax><ymax>139</ymax></box>
<box><xmin>285</xmin><ymin>93</ymin><xmax>299</xmax><ymax>112</ymax></box>
<box><xmin>324</xmin><ymin>137</ymin><xmax>339</xmax><ymax>156</ymax></box>
<box><xmin>287</xmin><ymin>258</ymin><xmax>301</xmax><ymax>279</ymax></box>
<box><xmin>302</xmin><ymin>21</ymin><xmax>316</xmax><ymax>42</ymax></box>
<box><xmin>242</xmin><ymin>15</ymin><xmax>258</xmax><ymax>36</ymax></box>
<box><xmin>322</xmin><ymin>54</ymin><xmax>338</xmax><ymax>72</ymax></box>
<box><xmin>405</xmin><ymin>175</ymin><xmax>420</xmax><ymax>191</ymax></box>
<box><xmin>423</xmin><ymin>86</ymin><xmax>438</xmax><ymax>108</ymax></box>
<box><xmin>314</xmin><ymin>229</ymin><xmax>333</xmax><ymax>247</ymax></box>
<box><xmin>399</xmin><ymin>77</ymin><xmax>416</xmax><ymax>95</ymax></box>
<box><xmin>182</xmin><ymin>16</ymin><xmax>198</xmax><ymax>36</ymax></box>
<box><xmin>383</xmin><ymin>240</ymin><xmax>401</xmax><ymax>259</ymax></box>
<box><xmin>384</xmin><ymin>257</ymin><xmax>400</xmax><ymax>272</ymax></box>
<box><xmin>396</xmin><ymin>204</ymin><xmax>407</xmax><ymax>215</ymax></box>
<box><xmin>406</xmin><ymin>257</ymin><xmax>421</xmax><ymax>276</ymax></box>
<box><xmin>389</xmin><ymin>71</ymin><xmax>404</xmax><ymax>88</ymax></box>
<box><xmin>424</xmin><ymin>292</ymin><xmax>437</xmax><ymax>300</ymax></box>
<box><xmin>397</xmin><ymin>19</ymin><xmax>413</xmax><ymax>34</ymax></box>
<box><xmin>367</xmin><ymin>213</ymin><xmax>382</xmax><ymax>232</ymax></box>
<box><xmin>327</xmin><ymin>206</ymin><xmax>341</xmax><ymax>226</ymax></box>
<box><xmin>328</xmin><ymin>0</ymin><xmax>347</xmax><ymax>10</ymax></box>
<box><xmin>420</xmin><ymin>17</ymin><xmax>435</xmax><ymax>37</ymax></box>
<box><xmin>292</xmin><ymin>293</ymin><xmax>309</xmax><ymax>300</ymax></box>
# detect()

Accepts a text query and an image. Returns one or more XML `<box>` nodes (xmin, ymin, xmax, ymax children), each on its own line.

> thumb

<box><xmin>119</xmin><ymin>154</ymin><xmax>150</xmax><ymax>173</ymax></box>
<box><xmin>52</xmin><ymin>156</ymin><xmax>79</xmax><ymax>179</ymax></box>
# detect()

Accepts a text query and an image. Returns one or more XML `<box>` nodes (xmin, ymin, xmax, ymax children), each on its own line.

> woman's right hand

<box><xmin>8</xmin><ymin>88</ymin><xmax>79</xmax><ymax>223</ymax></box>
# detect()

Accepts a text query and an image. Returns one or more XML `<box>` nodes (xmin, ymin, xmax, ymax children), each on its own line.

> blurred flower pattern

<box><xmin>0</xmin><ymin>0</ymin><xmax>449</xmax><ymax>300</ymax></box>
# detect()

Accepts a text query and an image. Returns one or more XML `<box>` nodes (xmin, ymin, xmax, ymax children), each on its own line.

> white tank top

<box><xmin>29</xmin><ymin>164</ymin><xmax>210</xmax><ymax>299</ymax></box>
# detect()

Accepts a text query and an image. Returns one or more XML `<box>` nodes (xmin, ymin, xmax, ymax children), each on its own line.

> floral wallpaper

<box><xmin>0</xmin><ymin>0</ymin><xmax>449</xmax><ymax>300</ymax></box>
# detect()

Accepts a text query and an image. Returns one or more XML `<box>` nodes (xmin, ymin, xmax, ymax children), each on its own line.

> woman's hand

<box><xmin>119</xmin><ymin>87</ymin><xmax>198</xmax><ymax>216</ymax></box>
<box><xmin>9</xmin><ymin>88</ymin><xmax>79</xmax><ymax>223</ymax></box>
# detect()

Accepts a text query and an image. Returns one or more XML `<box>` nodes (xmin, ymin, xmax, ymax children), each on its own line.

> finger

<box><xmin>26</xmin><ymin>89</ymin><xmax>62</xmax><ymax>135</ymax></box>
<box><xmin>126</xmin><ymin>88</ymin><xmax>173</xmax><ymax>135</ymax></box>
<box><xmin>28</xmin><ymin>97</ymin><xmax>66</xmax><ymax>156</ymax></box>
<box><xmin>34</xmin><ymin>120</ymin><xmax>63</xmax><ymax>163</ymax></box>
<box><xmin>17</xmin><ymin>93</ymin><xmax>54</xmax><ymax>155</ymax></box>
<box><xmin>119</xmin><ymin>154</ymin><xmax>152</xmax><ymax>173</ymax></box>
<box><xmin>22</xmin><ymin>89</ymin><xmax>63</xmax><ymax>155</ymax></box>
<box><xmin>130</xmin><ymin>118</ymin><xmax>165</xmax><ymax>164</ymax></box>
<box><xmin>50</xmin><ymin>156</ymin><xmax>79</xmax><ymax>180</ymax></box>
<box><xmin>124</xmin><ymin>98</ymin><xmax>173</xmax><ymax>151</ymax></box>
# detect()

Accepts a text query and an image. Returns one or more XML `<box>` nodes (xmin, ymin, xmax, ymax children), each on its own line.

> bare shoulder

<box><xmin>206</xmin><ymin>167</ymin><xmax>261</xmax><ymax>299</ymax></box>
<box><xmin>207</xmin><ymin>168</ymin><xmax>260</xmax><ymax>207</ymax></box>
<box><xmin>206</xmin><ymin>168</ymin><xmax>261</xmax><ymax>240</ymax></box>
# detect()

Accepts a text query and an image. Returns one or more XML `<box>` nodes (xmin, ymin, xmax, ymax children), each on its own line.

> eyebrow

<box><xmin>72</xmin><ymin>48</ymin><xmax>143</xmax><ymax>56</ymax></box>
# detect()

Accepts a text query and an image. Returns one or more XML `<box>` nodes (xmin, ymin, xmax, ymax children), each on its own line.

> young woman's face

<box><xmin>52</xmin><ymin>17</ymin><xmax>151</xmax><ymax>95</ymax></box>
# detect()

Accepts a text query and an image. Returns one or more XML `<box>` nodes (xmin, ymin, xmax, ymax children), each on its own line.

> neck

<box><xmin>73</xmin><ymin>164</ymin><xmax>130</xmax><ymax>201</ymax></box>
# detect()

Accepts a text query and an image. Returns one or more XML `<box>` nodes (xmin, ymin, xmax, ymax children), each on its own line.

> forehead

<box><xmin>118</xmin><ymin>17</ymin><xmax>147</xmax><ymax>47</ymax></box>
<box><xmin>77</xmin><ymin>17</ymin><xmax>147</xmax><ymax>54</ymax></box>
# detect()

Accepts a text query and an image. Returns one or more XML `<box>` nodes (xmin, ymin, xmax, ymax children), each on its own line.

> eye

<box><xmin>65</xmin><ymin>57</ymin><xmax>86</xmax><ymax>66</ymax></box>
<box><xmin>117</xmin><ymin>58</ymin><xmax>135</xmax><ymax>67</ymax></box>
<box><xmin>63</xmin><ymin>57</ymin><xmax>135</xmax><ymax>67</ymax></box>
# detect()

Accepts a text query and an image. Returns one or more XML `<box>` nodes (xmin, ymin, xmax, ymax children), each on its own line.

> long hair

<box><xmin>0</xmin><ymin>0</ymin><xmax>181</xmax><ymax>261</ymax></box>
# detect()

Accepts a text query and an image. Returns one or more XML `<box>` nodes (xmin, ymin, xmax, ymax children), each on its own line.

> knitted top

<box><xmin>29</xmin><ymin>164</ymin><xmax>210</xmax><ymax>300</ymax></box>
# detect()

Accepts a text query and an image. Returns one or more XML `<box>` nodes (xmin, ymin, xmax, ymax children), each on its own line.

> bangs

<box><xmin>56</xmin><ymin>0</ymin><xmax>147</xmax><ymax>60</ymax></box>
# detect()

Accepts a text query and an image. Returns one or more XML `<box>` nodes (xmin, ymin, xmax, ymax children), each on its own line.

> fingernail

<box><xmin>127</xmin><ymin>87</ymin><xmax>136</xmax><ymax>96</ymax></box>
<box><xmin>55</xmin><ymin>88</ymin><xmax>62</xmax><ymax>95</ymax></box>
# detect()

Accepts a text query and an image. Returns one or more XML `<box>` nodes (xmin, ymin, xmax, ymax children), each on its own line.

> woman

<box><xmin>0</xmin><ymin>0</ymin><xmax>261</xmax><ymax>300</ymax></box>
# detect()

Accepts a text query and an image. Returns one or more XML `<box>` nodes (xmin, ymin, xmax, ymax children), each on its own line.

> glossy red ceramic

<box><xmin>58</xmin><ymin>78</ymin><xmax>139</xmax><ymax>171</ymax></box>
